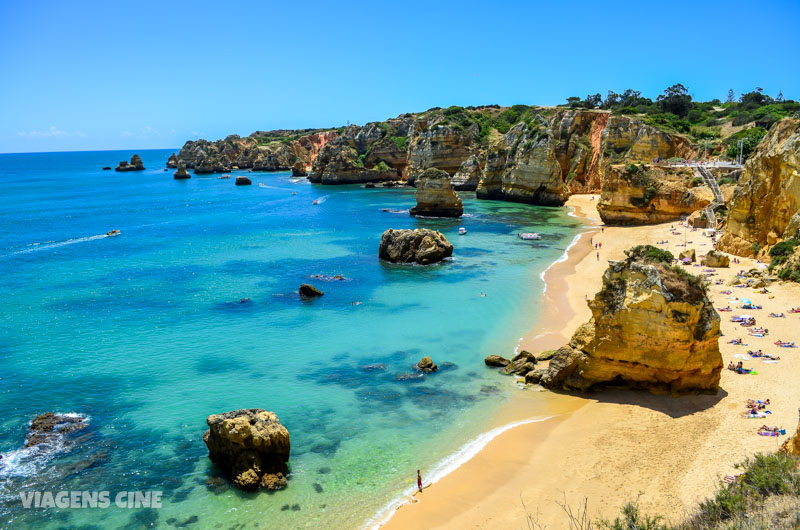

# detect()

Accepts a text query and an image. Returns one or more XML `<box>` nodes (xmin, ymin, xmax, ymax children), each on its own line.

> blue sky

<box><xmin>1</xmin><ymin>0</ymin><xmax>798</xmax><ymax>153</ymax></box>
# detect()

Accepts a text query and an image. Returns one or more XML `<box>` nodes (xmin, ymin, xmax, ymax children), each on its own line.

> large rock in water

<box><xmin>166</xmin><ymin>153</ymin><xmax>179</xmax><ymax>169</ymax></box>
<box><xmin>235</xmin><ymin>176</ymin><xmax>252</xmax><ymax>186</ymax></box>
<box><xmin>173</xmin><ymin>160</ymin><xmax>191</xmax><ymax>180</ymax></box>
<box><xmin>203</xmin><ymin>409</ymin><xmax>290</xmax><ymax>491</ymax></box>
<box><xmin>540</xmin><ymin>249</ymin><xmax>722</xmax><ymax>394</ymax></box>
<box><xmin>718</xmin><ymin>119</ymin><xmax>800</xmax><ymax>257</ymax></box>
<box><xmin>379</xmin><ymin>229</ymin><xmax>453</xmax><ymax>265</ymax></box>
<box><xmin>409</xmin><ymin>168</ymin><xmax>463</xmax><ymax>217</ymax></box>
<box><xmin>115</xmin><ymin>154</ymin><xmax>145</xmax><ymax>172</ymax></box>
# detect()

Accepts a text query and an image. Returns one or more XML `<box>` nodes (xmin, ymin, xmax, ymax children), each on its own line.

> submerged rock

<box><xmin>235</xmin><ymin>176</ymin><xmax>252</xmax><ymax>186</ymax></box>
<box><xmin>115</xmin><ymin>154</ymin><xmax>145</xmax><ymax>172</ymax></box>
<box><xmin>299</xmin><ymin>284</ymin><xmax>324</xmax><ymax>298</ymax></box>
<box><xmin>25</xmin><ymin>412</ymin><xmax>88</xmax><ymax>448</ymax></box>
<box><xmin>414</xmin><ymin>356</ymin><xmax>439</xmax><ymax>373</ymax></box>
<box><xmin>540</xmin><ymin>248</ymin><xmax>722</xmax><ymax>394</ymax></box>
<box><xmin>203</xmin><ymin>409</ymin><xmax>290</xmax><ymax>491</ymax></box>
<box><xmin>378</xmin><ymin>228</ymin><xmax>453</xmax><ymax>265</ymax></box>
<box><xmin>102</xmin><ymin>166</ymin><xmax>111</xmax><ymax>170</ymax></box>
<box><xmin>409</xmin><ymin>168</ymin><xmax>463</xmax><ymax>218</ymax></box>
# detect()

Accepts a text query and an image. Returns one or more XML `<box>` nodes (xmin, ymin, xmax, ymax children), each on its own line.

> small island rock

<box><xmin>115</xmin><ymin>154</ymin><xmax>145</xmax><ymax>172</ymax></box>
<box><xmin>415</xmin><ymin>356</ymin><xmax>438</xmax><ymax>373</ymax></box>
<box><xmin>378</xmin><ymin>229</ymin><xmax>453</xmax><ymax>265</ymax></box>
<box><xmin>203</xmin><ymin>409</ymin><xmax>290</xmax><ymax>491</ymax></box>
<box><xmin>409</xmin><ymin>168</ymin><xmax>463</xmax><ymax>218</ymax></box>
<box><xmin>166</xmin><ymin>153</ymin><xmax>179</xmax><ymax>169</ymax></box>
<box><xmin>26</xmin><ymin>412</ymin><xmax>88</xmax><ymax>448</ymax></box>
<box><xmin>173</xmin><ymin>160</ymin><xmax>191</xmax><ymax>180</ymax></box>
<box><xmin>299</xmin><ymin>284</ymin><xmax>324</xmax><ymax>298</ymax></box>
<box><xmin>235</xmin><ymin>176</ymin><xmax>252</xmax><ymax>186</ymax></box>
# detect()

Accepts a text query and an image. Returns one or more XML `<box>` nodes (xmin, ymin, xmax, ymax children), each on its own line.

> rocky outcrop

<box><xmin>175</xmin><ymin>131</ymin><xmax>337</xmax><ymax>175</ymax></box>
<box><xmin>299</xmin><ymin>284</ymin><xmax>323</xmax><ymax>298</ymax></box>
<box><xmin>407</xmin><ymin>124</ymin><xmax>476</xmax><ymax>183</ymax></box>
<box><xmin>309</xmin><ymin>144</ymin><xmax>396</xmax><ymax>184</ymax></box>
<box><xmin>235</xmin><ymin>176</ymin><xmax>251</xmax><ymax>186</ymax></box>
<box><xmin>115</xmin><ymin>154</ymin><xmax>145</xmax><ymax>172</ymax></box>
<box><xmin>484</xmin><ymin>355</ymin><xmax>510</xmax><ymax>367</ymax></box>
<box><xmin>597</xmin><ymin>164</ymin><xmax>713</xmax><ymax>225</ymax></box>
<box><xmin>203</xmin><ymin>409</ymin><xmax>290</xmax><ymax>491</ymax></box>
<box><xmin>173</xmin><ymin>160</ymin><xmax>191</xmax><ymax>180</ymax></box>
<box><xmin>451</xmin><ymin>155</ymin><xmax>483</xmax><ymax>191</ymax></box>
<box><xmin>702</xmin><ymin>250</ymin><xmax>730</xmax><ymax>267</ymax></box>
<box><xmin>167</xmin><ymin>153</ymin><xmax>178</xmax><ymax>169</ymax></box>
<box><xmin>409</xmin><ymin>168</ymin><xmax>463</xmax><ymax>217</ymax></box>
<box><xmin>718</xmin><ymin>119</ymin><xmax>800</xmax><ymax>257</ymax></box>
<box><xmin>679</xmin><ymin>249</ymin><xmax>696</xmax><ymax>262</ymax></box>
<box><xmin>541</xmin><ymin>251</ymin><xmax>722</xmax><ymax>394</ymax></box>
<box><xmin>476</xmin><ymin>122</ymin><xmax>569</xmax><ymax>205</ymax></box>
<box><xmin>25</xmin><ymin>412</ymin><xmax>88</xmax><ymax>448</ymax></box>
<box><xmin>414</xmin><ymin>356</ymin><xmax>439</xmax><ymax>373</ymax></box>
<box><xmin>378</xmin><ymin>229</ymin><xmax>453</xmax><ymax>265</ymax></box>
<box><xmin>501</xmin><ymin>351</ymin><xmax>537</xmax><ymax>375</ymax></box>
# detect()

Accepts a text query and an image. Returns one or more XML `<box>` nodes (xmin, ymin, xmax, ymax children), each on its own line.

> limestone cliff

<box><xmin>176</xmin><ymin>131</ymin><xmax>337</xmax><ymax>174</ymax></box>
<box><xmin>476</xmin><ymin>121</ymin><xmax>568</xmax><ymax>205</ymax></box>
<box><xmin>541</xmin><ymin>248</ymin><xmax>722</xmax><ymax>394</ymax></box>
<box><xmin>718</xmin><ymin>119</ymin><xmax>800</xmax><ymax>257</ymax></box>
<box><xmin>451</xmin><ymin>154</ymin><xmax>482</xmax><ymax>191</ymax></box>
<box><xmin>597</xmin><ymin>164</ymin><xmax>713</xmax><ymax>225</ymax></box>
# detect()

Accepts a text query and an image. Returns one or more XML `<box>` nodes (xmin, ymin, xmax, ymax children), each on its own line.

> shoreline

<box><xmin>381</xmin><ymin>195</ymin><xmax>800</xmax><ymax>529</ymax></box>
<box><xmin>374</xmin><ymin>195</ymin><xmax>601</xmax><ymax>528</ymax></box>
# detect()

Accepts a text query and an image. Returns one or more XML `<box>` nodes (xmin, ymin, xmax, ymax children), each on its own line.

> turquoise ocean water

<box><xmin>0</xmin><ymin>150</ymin><xmax>581</xmax><ymax>528</ymax></box>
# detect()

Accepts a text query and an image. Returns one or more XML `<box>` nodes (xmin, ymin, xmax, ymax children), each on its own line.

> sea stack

<box><xmin>235</xmin><ymin>176</ymin><xmax>252</xmax><ymax>186</ymax></box>
<box><xmin>203</xmin><ymin>409</ymin><xmax>290</xmax><ymax>491</ymax></box>
<box><xmin>541</xmin><ymin>245</ymin><xmax>722</xmax><ymax>394</ymax></box>
<box><xmin>173</xmin><ymin>160</ymin><xmax>191</xmax><ymax>180</ymax></box>
<box><xmin>166</xmin><ymin>153</ymin><xmax>179</xmax><ymax>169</ymax></box>
<box><xmin>115</xmin><ymin>154</ymin><xmax>145</xmax><ymax>172</ymax></box>
<box><xmin>409</xmin><ymin>168</ymin><xmax>463</xmax><ymax>217</ymax></box>
<box><xmin>379</xmin><ymin>228</ymin><xmax>453</xmax><ymax>265</ymax></box>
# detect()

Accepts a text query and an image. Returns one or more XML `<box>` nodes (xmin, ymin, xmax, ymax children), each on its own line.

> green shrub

<box><xmin>624</xmin><ymin>245</ymin><xmax>674</xmax><ymax>264</ymax></box>
<box><xmin>390</xmin><ymin>135</ymin><xmax>408</xmax><ymax>151</ymax></box>
<box><xmin>372</xmin><ymin>161</ymin><xmax>392</xmax><ymax>172</ymax></box>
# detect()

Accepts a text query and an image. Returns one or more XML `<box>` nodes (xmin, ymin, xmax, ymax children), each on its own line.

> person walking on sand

<box><xmin>596</xmin><ymin>251</ymin><xmax>599</xmax><ymax>261</ymax></box>
<box><xmin>417</xmin><ymin>470</ymin><xmax>423</xmax><ymax>493</ymax></box>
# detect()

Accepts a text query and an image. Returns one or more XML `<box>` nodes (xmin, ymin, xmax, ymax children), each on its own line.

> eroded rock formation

<box><xmin>115</xmin><ymin>154</ymin><xmax>145</xmax><ymax>172</ymax></box>
<box><xmin>25</xmin><ymin>412</ymin><xmax>88</xmax><ymax>448</ymax></box>
<box><xmin>541</xmin><ymin>249</ymin><xmax>722</xmax><ymax>394</ymax></box>
<box><xmin>597</xmin><ymin>164</ymin><xmax>713</xmax><ymax>225</ymax></box>
<box><xmin>702</xmin><ymin>250</ymin><xmax>730</xmax><ymax>267</ymax></box>
<box><xmin>203</xmin><ymin>409</ymin><xmax>290</xmax><ymax>491</ymax></box>
<box><xmin>409</xmin><ymin>168</ymin><xmax>463</xmax><ymax>217</ymax></box>
<box><xmin>173</xmin><ymin>160</ymin><xmax>190</xmax><ymax>180</ymax></box>
<box><xmin>451</xmin><ymin>155</ymin><xmax>482</xmax><ymax>191</ymax></box>
<box><xmin>718</xmin><ymin>118</ymin><xmax>800</xmax><ymax>257</ymax></box>
<box><xmin>235</xmin><ymin>176</ymin><xmax>251</xmax><ymax>186</ymax></box>
<box><xmin>167</xmin><ymin>153</ymin><xmax>178</xmax><ymax>169</ymax></box>
<box><xmin>378</xmin><ymin>229</ymin><xmax>453</xmax><ymax>265</ymax></box>
<box><xmin>299</xmin><ymin>284</ymin><xmax>323</xmax><ymax>298</ymax></box>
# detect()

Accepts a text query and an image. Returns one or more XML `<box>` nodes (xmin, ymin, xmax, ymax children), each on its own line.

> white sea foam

<box><xmin>364</xmin><ymin>416</ymin><xmax>552</xmax><ymax>529</ymax></box>
<box><xmin>539</xmin><ymin>231</ymin><xmax>583</xmax><ymax>294</ymax></box>
<box><xmin>12</xmin><ymin>234</ymin><xmax>110</xmax><ymax>255</ymax></box>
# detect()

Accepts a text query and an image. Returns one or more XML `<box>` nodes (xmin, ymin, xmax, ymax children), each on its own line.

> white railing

<box><xmin>695</xmin><ymin>167</ymin><xmax>725</xmax><ymax>230</ymax></box>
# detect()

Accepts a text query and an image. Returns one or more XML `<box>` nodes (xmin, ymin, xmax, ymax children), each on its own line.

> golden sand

<box><xmin>381</xmin><ymin>194</ymin><xmax>800</xmax><ymax>528</ymax></box>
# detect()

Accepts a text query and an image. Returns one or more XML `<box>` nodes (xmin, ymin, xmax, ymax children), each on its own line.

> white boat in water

<box><xmin>518</xmin><ymin>232</ymin><xmax>541</xmax><ymax>240</ymax></box>
<box><xmin>458</xmin><ymin>227</ymin><xmax>467</xmax><ymax>235</ymax></box>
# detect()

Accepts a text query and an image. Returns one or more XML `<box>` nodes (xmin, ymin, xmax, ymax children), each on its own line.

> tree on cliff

<box><xmin>726</xmin><ymin>89</ymin><xmax>736</xmax><ymax>103</ymax></box>
<box><xmin>657</xmin><ymin>84</ymin><xmax>692</xmax><ymax>117</ymax></box>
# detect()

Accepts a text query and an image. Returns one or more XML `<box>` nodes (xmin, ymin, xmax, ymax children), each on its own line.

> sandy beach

<box><xmin>382</xmin><ymin>194</ymin><xmax>800</xmax><ymax>528</ymax></box>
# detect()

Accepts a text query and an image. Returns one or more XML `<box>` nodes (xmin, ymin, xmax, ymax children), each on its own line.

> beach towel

<box><xmin>762</xmin><ymin>360</ymin><xmax>779</xmax><ymax>364</ymax></box>
<box><xmin>758</xmin><ymin>431</ymin><xmax>781</xmax><ymax>437</ymax></box>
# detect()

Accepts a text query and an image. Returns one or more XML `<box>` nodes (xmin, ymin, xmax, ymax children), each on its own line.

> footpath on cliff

<box><xmin>382</xmin><ymin>194</ymin><xmax>800</xmax><ymax>529</ymax></box>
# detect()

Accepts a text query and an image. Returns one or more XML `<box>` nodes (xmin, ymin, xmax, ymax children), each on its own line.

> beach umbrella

<box><xmin>738</xmin><ymin>314</ymin><xmax>753</xmax><ymax>319</ymax></box>
<box><xmin>681</xmin><ymin>257</ymin><xmax>691</xmax><ymax>263</ymax></box>
<box><xmin>741</xmin><ymin>299</ymin><xmax>752</xmax><ymax>305</ymax></box>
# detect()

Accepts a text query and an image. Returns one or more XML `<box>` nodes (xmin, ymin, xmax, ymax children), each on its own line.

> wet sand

<box><xmin>381</xmin><ymin>194</ymin><xmax>800</xmax><ymax>528</ymax></box>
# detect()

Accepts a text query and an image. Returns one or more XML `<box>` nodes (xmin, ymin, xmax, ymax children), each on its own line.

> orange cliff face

<box><xmin>294</xmin><ymin>131</ymin><xmax>338</xmax><ymax>172</ymax></box>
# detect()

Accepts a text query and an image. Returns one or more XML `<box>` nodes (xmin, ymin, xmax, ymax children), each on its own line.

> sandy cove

<box><xmin>381</xmin><ymin>194</ymin><xmax>800</xmax><ymax>529</ymax></box>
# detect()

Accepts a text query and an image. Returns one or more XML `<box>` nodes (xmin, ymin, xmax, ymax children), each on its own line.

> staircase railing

<box><xmin>695</xmin><ymin>167</ymin><xmax>725</xmax><ymax>231</ymax></box>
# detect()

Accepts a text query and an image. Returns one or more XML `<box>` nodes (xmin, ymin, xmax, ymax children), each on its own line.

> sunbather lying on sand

<box><xmin>775</xmin><ymin>341</ymin><xmax>797</xmax><ymax>348</ymax></box>
<box><xmin>747</xmin><ymin>399</ymin><xmax>770</xmax><ymax>409</ymax></box>
<box><xmin>718</xmin><ymin>306</ymin><xmax>732</xmax><ymax>312</ymax></box>
<box><xmin>769</xmin><ymin>312</ymin><xmax>785</xmax><ymax>318</ymax></box>
<box><xmin>728</xmin><ymin>338</ymin><xmax>744</xmax><ymax>345</ymax></box>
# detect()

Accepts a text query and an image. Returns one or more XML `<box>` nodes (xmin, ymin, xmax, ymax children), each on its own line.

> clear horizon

<box><xmin>2</xmin><ymin>0</ymin><xmax>799</xmax><ymax>153</ymax></box>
